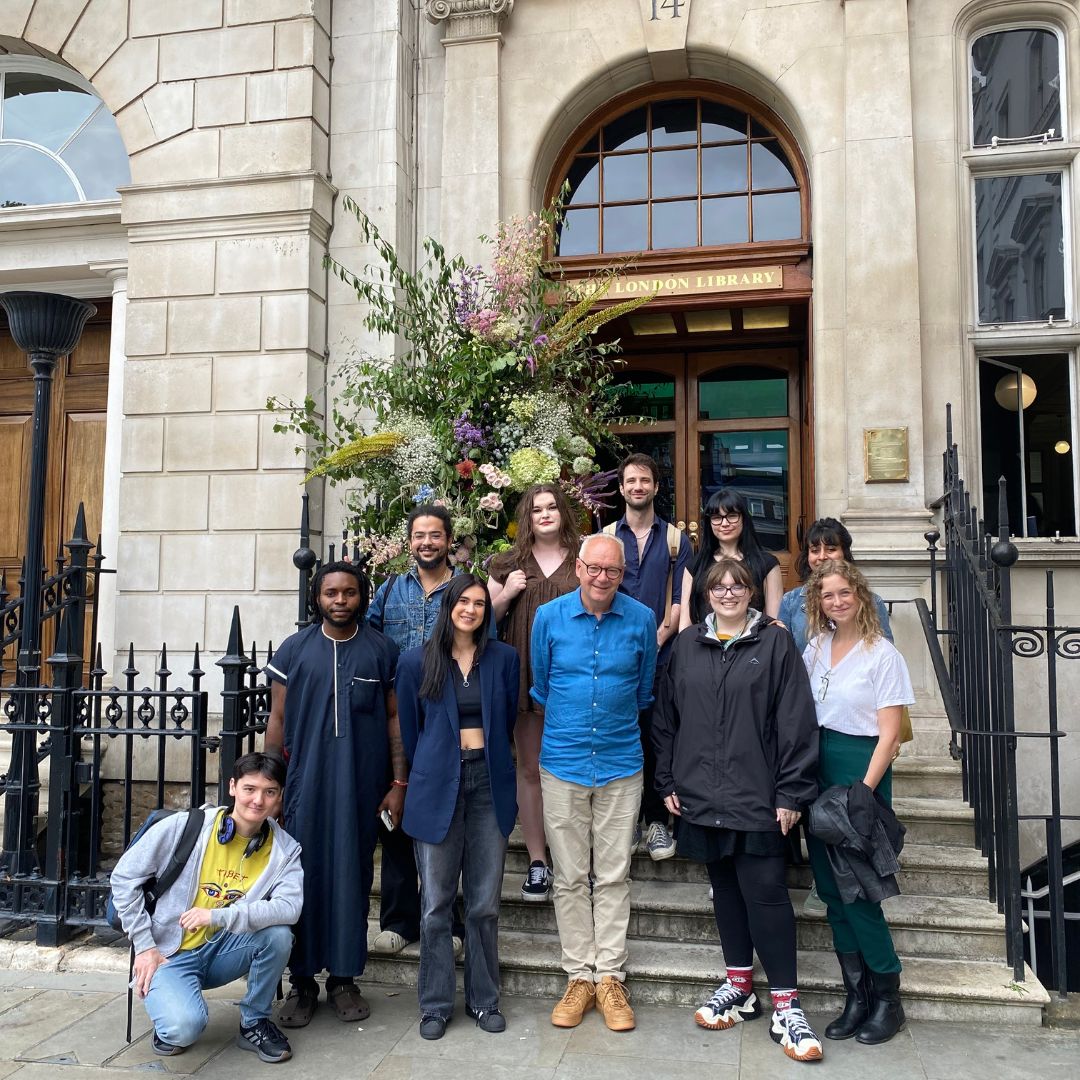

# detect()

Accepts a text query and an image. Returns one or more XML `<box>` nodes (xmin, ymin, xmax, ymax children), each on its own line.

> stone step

<box><xmin>360</xmin><ymin>923</ymin><xmax>1048</xmax><ymax>1025</ymax></box>
<box><xmin>892</xmin><ymin>797</ymin><xmax>976</xmax><ymax>847</ymax></box>
<box><xmin>904</xmin><ymin>718</ymin><xmax>957</xmax><ymax>760</ymax></box>
<box><xmin>494</xmin><ymin>832</ymin><xmax>989</xmax><ymax>897</ymax></box>
<box><xmin>371</xmin><ymin>875</ymin><xmax>1007</xmax><ymax>962</ymax></box>
<box><xmin>892</xmin><ymin>755</ymin><xmax>964</xmax><ymax>800</ymax></box>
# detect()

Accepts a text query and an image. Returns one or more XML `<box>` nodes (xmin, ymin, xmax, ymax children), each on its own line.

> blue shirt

<box><xmin>778</xmin><ymin>584</ymin><xmax>894</xmax><ymax>653</ymax></box>
<box><xmin>530</xmin><ymin>589</ymin><xmax>657</xmax><ymax>787</ymax></box>
<box><xmin>612</xmin><ymin>515</ymin><xmax>692</xmax><ymax>665</ymax></box>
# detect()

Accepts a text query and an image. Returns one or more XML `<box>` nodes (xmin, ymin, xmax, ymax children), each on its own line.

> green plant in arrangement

<box><xmin>268</xmin><ymin>195</ymin><xmax>652</xmax><ymax>574</ymax></box>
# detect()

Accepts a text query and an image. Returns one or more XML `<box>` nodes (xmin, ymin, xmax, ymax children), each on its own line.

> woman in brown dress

<box><xmin>488</xmin><ymin>483</ymin><xmax>580</xmax><ymax>901</ymax></box>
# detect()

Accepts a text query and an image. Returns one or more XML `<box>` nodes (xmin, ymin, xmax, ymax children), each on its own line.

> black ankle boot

<box><xmin>825</xmin><ymin>952</ymin><xmax>871</xmax><ymax>1040</ymax></box>
<box><xmin>855</xmin><ymin>969</ymin><xmax>905</xmax><ymax>1044</ymax></box>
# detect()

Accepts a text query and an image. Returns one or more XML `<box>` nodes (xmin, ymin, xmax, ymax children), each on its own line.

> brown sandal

<box><xmin>278</xmin><ymin>987</ymin><xmax>318</xmax><ymax>1028</ymax></box>
<box><xmin>328</xmin><ymin>983</ymin><xmax>370</xmax><ymax>1022</ymax></box>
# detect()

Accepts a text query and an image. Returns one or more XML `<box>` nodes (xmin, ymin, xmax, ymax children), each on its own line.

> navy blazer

<box><xmin>396</xmin><ymin>640</ymin><xmax>520</xmax><ymax>844</ymax></box>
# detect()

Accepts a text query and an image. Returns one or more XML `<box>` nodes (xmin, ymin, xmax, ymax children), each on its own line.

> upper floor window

<box><xmin>971</xmin><ymin>27</ymin><xmax>1063</xmax><ymax>147</ymax></box>
<box><xmin>0</xmin><ymin>63</ymin><xmax>130</xmax><ymax>209</ymax></box>
<box><xmin>552</xmin><ymin>94</ymin><xmax>805</xmax><ymax>258</ymax></box>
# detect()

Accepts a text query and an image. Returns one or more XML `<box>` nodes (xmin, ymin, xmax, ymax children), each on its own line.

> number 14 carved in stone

<box><xmin>652</xmin><ymin>0</ymin><xmax>684</xmax><ymax>19</ymax></box>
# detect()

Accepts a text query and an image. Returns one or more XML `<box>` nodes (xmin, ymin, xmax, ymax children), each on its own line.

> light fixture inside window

<box><xmin>627</xmin><ymin>313</ymin><xmax>677</xmax><ymax>336</ymax></box>
<box><xmin>1054</xmin><ymin>440</ymin><xmax>1071</xmax><ymax>455</ymax></box>
<box><xmin>685</xmin><ymin>309</ymin><xmax>733</xmax><ymax>332</ymax></box>
<box><xmin>743</xmin><ymin>305</ymin><xmax>789</xmax><ymax>330</ymax></box>
<box><xmin>993</xmin><ymin>372</ymin><xmax>1037</xmax><ymax>410</ymax></box>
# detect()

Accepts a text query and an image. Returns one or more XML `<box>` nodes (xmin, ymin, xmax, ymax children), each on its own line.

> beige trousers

<box><xmin>540</xmin><ymin>767</ymin><xmax>642</xmax><ymax>983</ymax></box>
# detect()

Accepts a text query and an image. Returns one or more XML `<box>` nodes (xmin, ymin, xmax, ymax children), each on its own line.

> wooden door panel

<box><xmin>0</xmin><ymin>415</ymin><xmax>31</xmax><ymax>572</ymax></box>
<box><xmin>59</xmin><ymin>413</ymin><xmax>106</xmax><ymax>545</ymax></box>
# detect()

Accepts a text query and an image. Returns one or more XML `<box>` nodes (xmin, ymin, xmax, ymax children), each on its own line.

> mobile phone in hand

<box><xmin>380</xmin><ymin>808</ymin><xmax>395</xmax><ymax>831</ymax></box>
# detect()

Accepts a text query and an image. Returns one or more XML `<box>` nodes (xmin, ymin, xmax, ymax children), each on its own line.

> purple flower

<box><xmin>453</xmin><ymin>411</ymin><xmax>487</xmax><ymax>448</ymax></box>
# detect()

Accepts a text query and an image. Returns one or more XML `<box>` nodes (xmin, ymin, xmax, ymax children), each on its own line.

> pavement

<box><xmin>0</xmin><ymin>964</ymin><xmax>1076</xmax><ymax>1080</ymax></box>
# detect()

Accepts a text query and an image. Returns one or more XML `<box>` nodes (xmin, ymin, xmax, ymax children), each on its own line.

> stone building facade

<box><xmin>1</xmin><ymin>1</ymin><xmax>1078</xmax><ymax>812</ymax></box>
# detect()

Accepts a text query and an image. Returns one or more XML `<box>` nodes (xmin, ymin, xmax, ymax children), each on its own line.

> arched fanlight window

<box><xmin>0</xmin><ymin>60</ymin><xmax>130</xmax><ymax>209</ymax></box>
<box><xmin>550</xmin><ymin>92</ymin><xmax>806</xmax><ymax>258</ymax></box>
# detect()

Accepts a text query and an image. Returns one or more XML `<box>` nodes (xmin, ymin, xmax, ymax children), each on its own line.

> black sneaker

<box><xmin>466</xmin><ymin>1005</ymin><xmax>506</xmax><ymax>1033</ymax></box>
<box><xmin>236</xmin><ymin>1018</ymin><xmax>293</xmax><ymax>1064</ymax></box>
<box><xmin>770</xmin><ymin>999</ymin><xmax>824</xmax><ymax>1062</ymax></box>
<box><xmin>521</xmin><ymin>860</ymin><xmax>552</xmax><ymax>901</ymax></box>
<box><xmin>419</xmin><ymin>1014</ymin><xmax>449</xmax><ymax>1040</ymax></box>
<box><xmin>694</xmin><ymin>981</ymin><xmax>761</xmax><ymax>1030</ymax></box>
<box><xmin>151</xmin><ymin>1032</ymin><xmax>185</xmax><ymax>1056</ymax></box>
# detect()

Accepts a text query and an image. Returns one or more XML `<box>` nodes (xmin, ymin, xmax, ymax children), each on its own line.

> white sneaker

<box><xmin>371</xmin><ymin>930</ymin><xmax>409</xmax><ymax>954</ymax></box>
<box><xmin>645</xmin><ymin>821</ymin><xmax>676</xmax><ymax>860</ymax></box>
<box><xmin>694</xmin><ymin>982</ymin><xmax>761</xmax><ymax>1030</ymax></box>
<box><xmin>452</xmin><ymin>935</ymin><xmax>464</xmax><ymax>959</ymax></box>
<box><xmin>770</xmin><ymin>1000</ymin><xmax>823</xmax><ymax>1062</ymax></box>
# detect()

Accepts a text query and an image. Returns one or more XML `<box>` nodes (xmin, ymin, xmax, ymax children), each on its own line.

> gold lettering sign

<box><xmin>570</xmin><ymin>265</ymin><xmax>784</xmax><ymax>300</ymax></box>
<box><xmin>864</xmin><ymin>428</ymin><xmax>910</xmax><ymax>483</ymax></box>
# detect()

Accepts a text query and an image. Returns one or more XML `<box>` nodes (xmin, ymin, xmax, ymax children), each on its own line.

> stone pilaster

<box><xmin>426</xmin><ymin>0</ymin><xmax>514</xmax><ymax>43</ymax></box>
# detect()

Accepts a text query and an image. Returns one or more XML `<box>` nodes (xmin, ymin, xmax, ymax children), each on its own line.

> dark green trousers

<box><xmin>806</xmin><ymin>728</ymin><xmax>901</xmax><ymax>974</ymax></box>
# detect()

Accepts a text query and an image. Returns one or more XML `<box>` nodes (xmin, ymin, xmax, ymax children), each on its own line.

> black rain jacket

<box><xmin>652</xmin><ymin>612</ymin><xmax>819</xmax><ymax>832</ymax></box>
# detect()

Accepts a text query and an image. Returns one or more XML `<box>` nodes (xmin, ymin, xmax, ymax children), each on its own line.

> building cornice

<box><xmin>426</xmin><ymin>0</ymin><xmax>514</xmax><ymax>44</ymax></box>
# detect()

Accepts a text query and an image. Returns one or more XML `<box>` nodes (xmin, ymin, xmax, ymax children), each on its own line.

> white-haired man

<box><xmin>530</xmin><ymin>533</ymin><xmax>657</xmax><ymax>1032</ymax></box>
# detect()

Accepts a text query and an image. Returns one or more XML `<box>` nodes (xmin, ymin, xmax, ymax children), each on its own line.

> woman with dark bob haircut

<box><xmin>395</xmin><ymin>573</ymin><xmax>521</xmax><ymax>1040</ymax></box>
<box><xmin>679</xmin><ymin>488</ymin><xmax>783</xmax><ymax>630</ymax></box>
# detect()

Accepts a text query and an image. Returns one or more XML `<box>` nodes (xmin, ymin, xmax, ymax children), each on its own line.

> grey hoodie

<box><xmin>110</xmin><ymin>806</ymin><xmax>303</xmax><ymax>957</ymax></box>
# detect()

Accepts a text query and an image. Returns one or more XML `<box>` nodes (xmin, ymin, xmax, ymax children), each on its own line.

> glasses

<box><xmin>581</xmin><ymin>563</ymin><xmax>623</xmax><ymax>580</ymax></box>
<box><xmin>817</xmin><ymin>669</ymin><xmax>833</xmax><ymax>702</ymax></box>
<box><xmin>709</xmin><ymin>513</ymin><xmax>742</xmax><ymax>526</ymax></box>
<box><xmin>709</xmin><ymin>583</ymin><xmax>748</xmax><ymax>598</ymax></box>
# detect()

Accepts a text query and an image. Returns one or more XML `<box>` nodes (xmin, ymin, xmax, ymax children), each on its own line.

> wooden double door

<box><xmin>0</xmin><ymin>300</ymin><xmax>110</xmax><ymax>658</ymax></box>
<box><xmin>607</xmin><ymin>347</ymin><xmax>808</xmax><ymax>586</ymax></box>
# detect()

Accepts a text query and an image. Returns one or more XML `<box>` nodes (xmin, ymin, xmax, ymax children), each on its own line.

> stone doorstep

<box><xmin>892</xmin><ymin>755</ymin><xmax>965</xmax><ymax>800</ymax></box>
<box><xmin>361</xmin><ymin>928</ymin><xmax>1049</xmax><ymax>1025</ymax></box>
<box><xmin>890</xmin><ymin>797</ymin><xmax>976</xmax><ymax>847</ymax></box>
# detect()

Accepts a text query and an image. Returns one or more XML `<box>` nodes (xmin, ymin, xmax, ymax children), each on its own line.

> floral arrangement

<box><xmin>269</xmin><ymin>197</ymin><xmax>651</xmax><ymax>574</ymax></box>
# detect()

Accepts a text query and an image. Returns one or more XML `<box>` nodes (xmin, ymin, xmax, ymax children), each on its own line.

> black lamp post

<box><xmin>0</xmin><ymin>291</ymin><xmax>95</xmax><ymax>874</ymax></box>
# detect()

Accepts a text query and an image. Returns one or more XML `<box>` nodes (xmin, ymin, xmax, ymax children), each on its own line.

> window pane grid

<box><xmin>556</xmin><ymin>95</ymin><xmax>803</xmax><ymax>256</ymax></box>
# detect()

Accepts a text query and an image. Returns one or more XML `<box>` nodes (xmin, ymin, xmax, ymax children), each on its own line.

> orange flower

<box><xmin>455</xmin><ymin>460</ymin><xmax>476</xmax><ymax>479</ymax></box>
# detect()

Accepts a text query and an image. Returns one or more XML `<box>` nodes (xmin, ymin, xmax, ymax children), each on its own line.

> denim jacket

<box><xmin>367</xmin><ymin>567</ymin><xmax>456</xmax><ymax>652</ymax></box>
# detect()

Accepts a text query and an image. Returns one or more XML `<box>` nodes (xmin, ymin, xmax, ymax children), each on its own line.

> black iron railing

<box><xmin>915</xmin><ymin>404</ymin><xmax>1076</xmax><ymax>998</ymax></box>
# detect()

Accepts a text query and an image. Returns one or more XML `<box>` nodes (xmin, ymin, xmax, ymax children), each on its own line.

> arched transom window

<box><xmin>0</xmin><ymin>62</ymin><xmax>130</xmax><ymax>209</ymax></box>
<box><xmin>553</xmin><ymin>94</ymin><xmax>805</xmax><ymax>258</ymax></box>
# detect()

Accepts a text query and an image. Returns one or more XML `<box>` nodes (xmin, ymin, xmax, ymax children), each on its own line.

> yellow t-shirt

<box><xmin>180</xmin><ymin>810</ymin><xmax>273</xmax><ymax>951</ymax></box>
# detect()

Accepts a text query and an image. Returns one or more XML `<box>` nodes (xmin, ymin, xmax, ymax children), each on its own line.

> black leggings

<box><xmin>706</xmin><ymin>852</ymin><xmax>798</xmax><ymax>988</ymax></box>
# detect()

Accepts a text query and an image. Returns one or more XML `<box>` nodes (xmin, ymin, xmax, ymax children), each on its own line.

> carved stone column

<box><xmin>426</xmin><ymin>2</ymin><xmax>515</xmax><ymax>262</ymax></box>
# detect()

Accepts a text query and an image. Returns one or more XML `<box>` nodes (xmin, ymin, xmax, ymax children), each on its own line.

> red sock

<box><xmin>726</xmin><ymin>967</ymin><xmax>753</xmax><ymax>995</ymax></box>
<box><xmin>771</xmin><ymin>988</ymin><xmax>797</xmax><ymax>1013</ymax></box>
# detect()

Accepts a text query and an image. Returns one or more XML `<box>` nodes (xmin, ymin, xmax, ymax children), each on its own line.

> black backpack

<box><xmin>106</xmin><ymin>807</ymin><xmax>204</xmax><ymax>933</ymax></box>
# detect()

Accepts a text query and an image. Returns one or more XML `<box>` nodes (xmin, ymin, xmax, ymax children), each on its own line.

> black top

<box><xmin>453</xmin><ymin>663</ymin><xmax>483</xmax><ymax>729</ymax></box>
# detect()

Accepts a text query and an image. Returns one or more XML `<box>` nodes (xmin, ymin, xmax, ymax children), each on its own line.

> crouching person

<box><xmin>110</xmin><ymin>752</ymin><xmax>303</xmax><ymax>1063</ymax></box>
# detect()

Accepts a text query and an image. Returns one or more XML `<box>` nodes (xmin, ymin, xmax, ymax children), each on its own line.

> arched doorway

<box><xmin>546</xmin><ymin>83</ymin><xmax>812</xmax><ymax>584</ymax></box>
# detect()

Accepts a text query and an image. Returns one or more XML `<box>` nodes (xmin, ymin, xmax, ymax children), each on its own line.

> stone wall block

<box><xmin>115</xmin><ymin>100</ymin><xmax>157</xmax><ymax>155</ymax></box>
<box><xmin>128</xmin><ymin>240</ymin><xmax>215</xmax><ymax>300</ymax></box>
<box><xmin>227</xmin><ymin>0</ymin><xmax>315</xmax><ymax>24</ymax></box>
<box><xmin>123</xmin><ymin>356</ymin><xmax>213</xmax><ymax>414</ymax></box>
<box><xmin>333</xmin><ymin>28</ymin><xmax>396</xmax><ymax>86</ymax></box>
<box><xmin>845</xmin><ymin>32</ymin><xmax>914</xmax><ymax>142</ymax></box>
<box><xmin>262</xmin><ymin>292</ymin><xmax>323</xmax><ymax>352</ymax></box>
<box><xmin>0</xmin><ymin>2</ymin><xmax>34</xmax><ymax>38</ymax></box>
<box><xmin>130</xmin><ymin>129</ymin><xmax>220</xmax><ymax>184</ymax></box>
<box><xmin>247</xmin><ymin>71</ymin><xmax>289</xmax><ymax>122</ymax></box>
<box><xmin>114</xmin><ymin>593</ymin><xmax>206</xmax><ymax>646</ymax></box>
<box><xmin>119</xmin><ymin>416</ymin><xmax>164</xmax><ymax>473</ymax></box>
<box><xmin>209</xmin><ymin>474</ymin><xmax>305</xmax><ymax>530</ymax></box>
<box><xmin>125</xmin><ymin>300</ymin><xmax>168</xmax><ymax>356</ymax></box>
<box><xmin>168</xmin><ymin>296</ymin><xmax>262</xmax><ymax>354</ymax></box>
<box><xmin>212</xmin><ymin>351</ymin><xmax>310</xmax><ymax>411</ymax></box>
<box><xmin>276</xmin><ymin>17</ymin><xmax>330</xmax><ymax>78</ymax></box>
<box><xmin>160</xmin><ymin>533</ymin><xmax>257</xmax><ymax>591</ymax></box>
<box><xmin>115</xmin><ymin>534</ymin><xmax>161</xmax><ymax>592</ymax></box>
<box><xmin>120</xmin><ymin>475</ymin><xmax>210</xmax><ymax>531</ymax></box>
<box><xmin>159</xmin><ymin>24</ymin><xmax>275</xmax><ymax>81</ymax></box>
<box><xmin>62</xmin><ymin>0</ymin><xmax>127</xmax><ymax>78</ymax></box>
<box><xmin>93</xmin><ymin>37</ymin><xmax>159</xmax><ymax>113</ymax></box>
<box><xmin>256</xmin><ymin>531</ymin><xmax>304</xmax><ymax>591</ymax></box>
<box><xmin>24</xmin><ymin>0</ymin><xmax>89</xmax><ymax>55</ymax></box>
<box><xmin>143</xmin><ymin>80</ymin><xmax>196</xmax><ymax>142</ymax></box>
<box><xmin>204</xmin><ymin>594</ymin><xmax>296</xmax><ymax>652</ymax></box>
<box><xmin>286</xmin><ymin>68</ymin><xmax>326</xmax><ymax>124</ymax></box>
<box><xmin>332</xmin><ymin>79</ymin><xmax>394</xmax><ymax>135</ymax></box>
<box><xmin>217</xmin><ymin>234</ymin><xmax>310</xmax><ymax>294</ymax></box>
<box><xmin>131</xmin><ymin>0</ymin><xmax>224</xmax><ymax>37</ymax></box>
<box><xmin>258</xmin><ymin>412</ymin><xmax>304</xmax><ymax>470</ymax></box>
<box><xmin>220</xmin><ymin>118</ymin><xmax>317</xmax><ymax>175</ymax></box>
<box><xmin>164</xmin><ymin>414</ymin><xmax>260</xmax><ymax>471</ymax></box>
<box><xmin>195</xmin><ymin>75</ymin><xmax>247</xmax><ymax>127</ymax></box>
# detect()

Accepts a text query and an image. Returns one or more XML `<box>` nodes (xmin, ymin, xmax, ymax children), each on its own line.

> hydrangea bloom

<box><xmin>507</xmin><ymin>447</ymin><xmax>560</xmax><ymax>491</ymax></box>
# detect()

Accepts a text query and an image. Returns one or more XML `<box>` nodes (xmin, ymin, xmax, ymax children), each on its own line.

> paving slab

<box><xmin>0</xmin><ymin>986</ymin><xmax>41</xmax><ymax>1018</ymax></box>
<box><xmin>106</xmin><ymin>1001</ymin><xmax>237</xmax><ymax>1074</ymax></box>
<box><xmin>910</xmin><ymin>1020</ymin><xmax>1080</xmax><ymax>1080</ymax></box>
<box><xmin>373</xmin><ymin>1058</ymin><xmax>556</xmax><ymax>1080</ymax></box>
<box><xmin>554</xmin><ymin>1053</ymin><xmax>739</xmax><ymax>1080</ymax></box>
<box><xmin>18</xmin><ymin>990</ymin><xmax>150</xmax><ymax>1066</ymax></box>
<box><xmin>0</xmin><ymin>990</ymin><xmax>114</xmax><ymax>1060</ymax></box>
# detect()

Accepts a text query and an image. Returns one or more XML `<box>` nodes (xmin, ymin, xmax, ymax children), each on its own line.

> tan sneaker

<box><xmin>551</xmin><ymin>980</ymin><xmax>596</xmax><ymax>1028</ymax></box>
<box><xmin>596</xmin><ymin>976</ymin><xmax>636</xmax><ymax>1031</ymax></box>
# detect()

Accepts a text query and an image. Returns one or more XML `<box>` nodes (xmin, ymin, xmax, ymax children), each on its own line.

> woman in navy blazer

<box><xmin>396</xmin><ymin>573</ymin><xmax>520</xmax><ymax>1040</ymax></box>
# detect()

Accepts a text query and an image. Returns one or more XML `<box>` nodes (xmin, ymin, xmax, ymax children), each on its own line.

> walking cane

<box><xmin>125</xmin><ymin>942</ymin><xmax>135</xmax><ymax>1043</ymax></box>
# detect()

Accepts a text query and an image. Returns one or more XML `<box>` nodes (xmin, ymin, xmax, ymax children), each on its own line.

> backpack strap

<box><xmin>147</xmin><ymin>807</ymin><xmax>204</xmax><ymax>908</ymax></box>
<box><xmin>602</xmin><ymin>522</ymin><xmax>617</xmax><ymax>536</ymax></box>
<box><xmin>660</xmin><ymin>522</ymin><xmax>680</xmax><ymax>631</ymax></box>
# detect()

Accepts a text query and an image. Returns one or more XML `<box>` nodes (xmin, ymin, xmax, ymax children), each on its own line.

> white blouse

<box><xmin>802</xmin><ymin>633</ymin><xmax>915</xmax><ymax>738</ymax></box>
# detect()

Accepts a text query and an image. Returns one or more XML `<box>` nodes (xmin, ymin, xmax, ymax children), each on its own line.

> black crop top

<box><xmin>453</xmin><ymin>663</ymin><xmax>483</xmax><ymax>729</ymax></box>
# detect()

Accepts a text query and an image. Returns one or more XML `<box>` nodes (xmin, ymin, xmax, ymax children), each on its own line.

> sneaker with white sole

<box><xmin>371</xmin><ymin>929</ymin><xmax>410</xmax><ymax>954</ymax></box>
<box><xmin>521</xmin><ymin>860</ymin><xmax>552</xmax><ymax>901</ymax></box>
<box><xmin>694</xmin><ymin>981</ymin><xmax>761</xmax><ymax>1030</ymax></box>
<box><xmin>770</xmin><ymin>1000</ymin><xmax>824</xmax><ymax>1062</ymax></box>
<box><xmin>645</xmin><ymin>821</ymin><xmax>676</xmax><ymax>860</ymax></box>
<box><xmin>236</xmin><ymin>1018</ymin><xmax>292</xmax><ymax>1064</ymax></box>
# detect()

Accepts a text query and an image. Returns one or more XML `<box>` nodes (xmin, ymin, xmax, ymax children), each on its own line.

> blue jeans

<box><xmin>144</xmin><ymin>924</ymin><xmax>293</xmax><ymax>1045</ymax></box>
<box><xmin>414</xmin><ymin>751</ymin><xmax>508</xmax><ymax>1019</ymax></box>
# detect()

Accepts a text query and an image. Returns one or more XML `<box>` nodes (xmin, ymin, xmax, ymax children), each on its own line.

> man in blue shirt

<box><xmin>607</xmin><ymin>453</ymin><xmax>692</xmax><ymax>862</ymax></box>
<box><xmin>531</xmin><ymin>533</ymin><xmax>657</xmax><ymax>1033</ymax></box>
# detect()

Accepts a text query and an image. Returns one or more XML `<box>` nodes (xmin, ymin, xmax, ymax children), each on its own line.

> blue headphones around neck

<box><xmin>217</xmin><ymin>811</ymin><xmax>270</xmax><ymax>858</ymax></box>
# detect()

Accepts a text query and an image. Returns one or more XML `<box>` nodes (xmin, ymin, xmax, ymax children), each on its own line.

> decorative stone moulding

<box><xmin>426</xmin><ymin>0</ymin><xmax>514</xmax><ymax>43</ymax></box>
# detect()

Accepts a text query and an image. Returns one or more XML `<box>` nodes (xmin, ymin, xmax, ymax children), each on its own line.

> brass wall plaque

<box><xmin>864</xmin><ymin>427</ymin><xmax>909</xmax><ymax>483</ymax></box>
